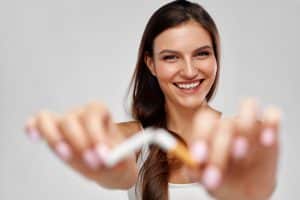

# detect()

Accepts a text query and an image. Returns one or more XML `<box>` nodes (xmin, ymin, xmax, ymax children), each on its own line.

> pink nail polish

<box><xmin>190</xmin><ymin>141</ymin><xmax>208</xmax><ymax>163</ymax></box>
<box><xmin>202</xmin><ymin>165</ymin><xmax>222</xmax><ymax>190</ymax></box>
<box><xmin>261</xmin><ymin>128</ymin><xmax>275</xmax><ymax>147</ymax></box>
<box><xmin>54</xmin><ymin>142</ymin><xmax>72</xmax><ymax>161</ymax></box>
<box><xmin>26</xmin><ymin>129</ymin><xmax>41</xmax><ymax>142</ymax></box>
<box><xmin>83</xmin><ymin>149</ymin><xmax>101</xmax><ymax>170</ymax></box>
<box><xmin>96</xmin><ymin>144</ymin><xmax>110</xmax><ymax>161</ymax></box>
<box><xmin>232</xmin><ymin>137</ymin><xmax>248</xmax><ymax>160</ymax></box>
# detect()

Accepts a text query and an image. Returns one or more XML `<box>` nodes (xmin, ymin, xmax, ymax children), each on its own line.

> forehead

<box><xmin>153</xmin><ymin>20</ymin><xmax>212</xmax><ymax>53</ymax></box>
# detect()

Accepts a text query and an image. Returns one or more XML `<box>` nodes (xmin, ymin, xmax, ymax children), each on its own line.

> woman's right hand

<box><xmin>24</xmin><ymin>101</ymin><xmax>138</xmax><ymax>189</ymax></box>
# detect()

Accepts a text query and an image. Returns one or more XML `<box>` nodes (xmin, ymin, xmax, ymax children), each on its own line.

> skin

<box><xmin>144</xmin><ymin>19</ymin><xmax>219</xmax><ymax>142</ymax></box>
<box><xmin>25</xmin><ymin>103</ymin><xmax>140</xmax><ymax>189</ymax></box>
<box><xmin>24</xmin><ymin>20</ymin><xmax>281</xmax><ymax>199</ymax></box>
<box><xmin>145</xmin><ymin>20</ymin><xmax>280</xmax><ymax>199</ymax></box>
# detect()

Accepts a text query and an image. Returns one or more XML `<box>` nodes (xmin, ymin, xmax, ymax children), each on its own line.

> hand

<box><xmin>24</xmin><ymin>101</ymin><xmax>138</xmax><ymax>189</ymax></box>
<box><xmin>187</xmin><ymin>98</ymin><xmax>281</xmax><ymax>200</ymax></box>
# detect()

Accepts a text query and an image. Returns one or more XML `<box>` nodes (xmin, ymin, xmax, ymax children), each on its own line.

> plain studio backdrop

<box><xmin>0</xmin><ymin>0</ymin><xmax>299</xmax><ymax>199</ymax></box>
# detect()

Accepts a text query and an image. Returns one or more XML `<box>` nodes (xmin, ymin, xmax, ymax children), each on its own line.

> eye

<box><xmin>163</xmin><ymin>55</ymin><xmax>178</xmax><ymax>61</ymax></box>
<box><xmin>196</xmin><ymin>51</ymin><xmax>210</xmax><ymax>57</ymax></box>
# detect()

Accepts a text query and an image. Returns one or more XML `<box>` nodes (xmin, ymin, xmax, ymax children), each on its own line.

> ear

<box><xmin>144</xmin><ymin>52</ymin><xmax>156</xmax><ymax>76</ymax></box>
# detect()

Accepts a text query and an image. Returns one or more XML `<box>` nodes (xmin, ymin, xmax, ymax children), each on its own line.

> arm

<box><xmin>25</xmin><ymin>102</ymin><xmax>143</xmax><ymax>190</ymax></box>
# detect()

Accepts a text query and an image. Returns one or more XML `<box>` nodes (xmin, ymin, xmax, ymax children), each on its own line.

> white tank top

<box><xmin>127</xmin><ymin>126</ymin><xmax>215</xmax><ymax>200</ymax></box>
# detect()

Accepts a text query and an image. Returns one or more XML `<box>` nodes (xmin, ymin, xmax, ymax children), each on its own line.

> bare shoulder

<box><xmin>116</xmin><ymin>121</ymin><xmax>143</xmax><ymax>138</ymax></box>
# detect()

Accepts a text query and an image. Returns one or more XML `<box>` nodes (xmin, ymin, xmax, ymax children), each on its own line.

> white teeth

<box><xmin>177</xmin><ymin>81</ymin><xmax>201</xmax><ymax>89</ymax></box>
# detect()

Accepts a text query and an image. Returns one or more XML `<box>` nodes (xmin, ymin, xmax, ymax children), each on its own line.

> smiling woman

<box><xmin>145</xmin><ymin>20</ymin><xmax>218</xmax><ymax>110</ymax></box>
<box><xmin>126</xmin><ymin>0</ymin><xmax>279</xmax><ymax>199</ymax></box>
<box><xmin>129</xmin><ymin>1</ymin><xmax>222</xmax><ymax>199</ymax></box>
<box><xmin>24</xmin><ymin>0</ymin><xmax>281</xmax><ymax>200</ymax></box>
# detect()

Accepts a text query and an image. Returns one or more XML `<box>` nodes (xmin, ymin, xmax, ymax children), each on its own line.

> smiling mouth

<box><xmin>173</xmin><ymin>79</ymin><xmax>204</xmax><ymax>90</ymax></box>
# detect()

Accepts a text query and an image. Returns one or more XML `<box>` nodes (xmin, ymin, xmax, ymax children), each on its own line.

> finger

<box><xmin>24</xmin><ymin>116</ymin><xmax>41</xmax><ymax>142</ymax></box>
<box><xmin>35</xmin><ymin>110</ymin><xmax>63</xmax><ymax>146</ymax></box>
<box><xmin>59</xmin><ymin>111</ymin><xmax>103</xmax><ymax>169</ymax></box>
<box><xmin>260</xmin><ymin>105</ymin><xmax>281</xmax><ymax>147</ymax></box>
<box><xmin>233</xmin><ymin>97</ymin><xmax>261</xmax><ymax>160</ymax></box>
<box><xmin>36</xmin><ymin>110</ymin><xmax>73</xmax><ymax>162</ymax></box>
<box><xmin>81</xmin><ymin>111</ymin><xmax>112</xmax><ymax>162</ymax></box>
<box><xmin>201</xmin><ymin>118</ymin><xmax>234</xmax><ymax>190</ymax></box>
<box><xmin>82</xmin><ymin>102</ymin><xmax>119</xmax><ymax>161</ymax></box>
<box><xmin>189</xmin><ymin>110</ymin><xmax>219</xmax><ymax>164</ymax></box>
<box><xmin>237</xmin><ymin>97</ymin><xmax>261</xmax><ymax>130</ymax></box>
<box><xmin>63</xmin><ymin>106</ymin><xmax>104</xmax><ymax>170</ymax></box>
<box><xmin>82</xmin><ymin>102</ymin><xmax>111</xmax><ymax>144</ymax></box>
<box><xmin>86</xmin><ymin>101</ymin><xmax>122</xmax><ymax>143</ymax></box>
<box><xmin>59</xmin><ymin>112</ymin><xmax>90</xmax><ymax>155</ymax></box>
<box><xmin>231</xmin><ymin>135</ymin><xmax>249</xmax><ymax>161</ymax></box>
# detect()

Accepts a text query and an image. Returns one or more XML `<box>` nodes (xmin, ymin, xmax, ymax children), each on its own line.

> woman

<box><xmin>24</xmin><ymin>0</ymin><xmax>281</xmax><ymax>199</ymax></box>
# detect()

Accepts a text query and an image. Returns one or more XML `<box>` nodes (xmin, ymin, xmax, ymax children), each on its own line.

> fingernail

<box><xmin>261</xmin><ymin>128</ymin><xmax>275</xmax><ymax>147</ymax></box>
<box><xmin>83</xmin><ymin>149</ymin><xmax>102</xmax><ymax>170</ymax></box>
<box><xmin>54</xmin><ymin>141</ymin><xmax>72</xmax><ymax>161</ymax></box>
<box><xmin>190</xmin><ymin>141</ymin><xmax>208</xmax><ymax>163</ymax></box>
<box><xmin>26</xmin><ymin>128</ymin><xmax>41</xmax><ymax>142</ymax></box>
<box><xmin>202</xmin><ymin>165</ymin><xmax>222</xmax><ymax>190</ymax></box>
<box><xmin>232</xmin><ymin>137</ymin><xmax>248</xmax><ymax>160</ymax></box>
<box><xmin>96</xmin><ymin>144</ymin><xmax>110</xmax><ymax>161</ymax></box>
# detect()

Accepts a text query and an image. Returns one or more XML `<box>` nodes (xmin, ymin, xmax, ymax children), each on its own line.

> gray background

<box><xmin>0</xmin><ymin>0</ymin><xmax>299</xmax><ymax>199</ymax></box>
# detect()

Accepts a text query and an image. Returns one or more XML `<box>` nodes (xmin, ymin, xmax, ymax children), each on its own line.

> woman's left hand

<box><xmin>187</xmin><ymin>98</ymin><xmax>281</xmax><ymax>200</ymax></box>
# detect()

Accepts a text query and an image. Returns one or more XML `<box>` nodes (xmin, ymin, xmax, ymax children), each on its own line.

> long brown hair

<box><xmin>128</xmin><ymin>1</ymin><xmax>221</xmax><ymax>199</ymax></box>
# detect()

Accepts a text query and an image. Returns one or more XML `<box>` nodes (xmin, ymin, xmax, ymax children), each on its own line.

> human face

<box><xmin>145</xmin><ymin>20</ymin><xmax>218</xmax><ymax>110</ymax></box>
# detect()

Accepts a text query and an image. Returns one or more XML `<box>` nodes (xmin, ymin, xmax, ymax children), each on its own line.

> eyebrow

<box><xmin>158</xmin><ymin>45</ymin><xmax>212</xmax><ymax>55</ymax></box>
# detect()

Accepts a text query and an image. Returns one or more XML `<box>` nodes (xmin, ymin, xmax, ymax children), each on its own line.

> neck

<box><xmin>165</xmin><ymin>100</ymin><xmax>212</xmax><ymax>143</ymax></box>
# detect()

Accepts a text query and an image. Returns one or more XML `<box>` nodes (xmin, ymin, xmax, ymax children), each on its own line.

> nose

<box><xmin>180</xmin><ymin>59</ymin><xmax>198</xmax><ymax>79</ymax></box>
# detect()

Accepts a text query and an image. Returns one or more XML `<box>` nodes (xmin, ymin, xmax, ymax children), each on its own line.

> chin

<box><xmin>176</xmin><ymin>96</ymin><xmax>207</xmax><ymax>110</ymax></box>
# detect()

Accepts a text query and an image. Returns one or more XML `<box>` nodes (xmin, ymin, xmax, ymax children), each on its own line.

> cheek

<box><xmin>199</xmin><ymin>59</ymin><xmax>218</xmax><ymax>78</ymax></box>
<box><xmin>155</xmin><ymin>63</ymin><xmax>179</xmax><ymax>82</ymax></box>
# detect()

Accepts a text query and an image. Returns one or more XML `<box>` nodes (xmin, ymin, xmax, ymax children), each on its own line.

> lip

<box><xmin>173</xmin><ymin>79</ymin><xmax>203</xmax><ymax>85</ymax></box>
<box><xmin>173</xmin><ymin>79</ymin><xmax>205</xmax><ymax>94</ymax></box>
